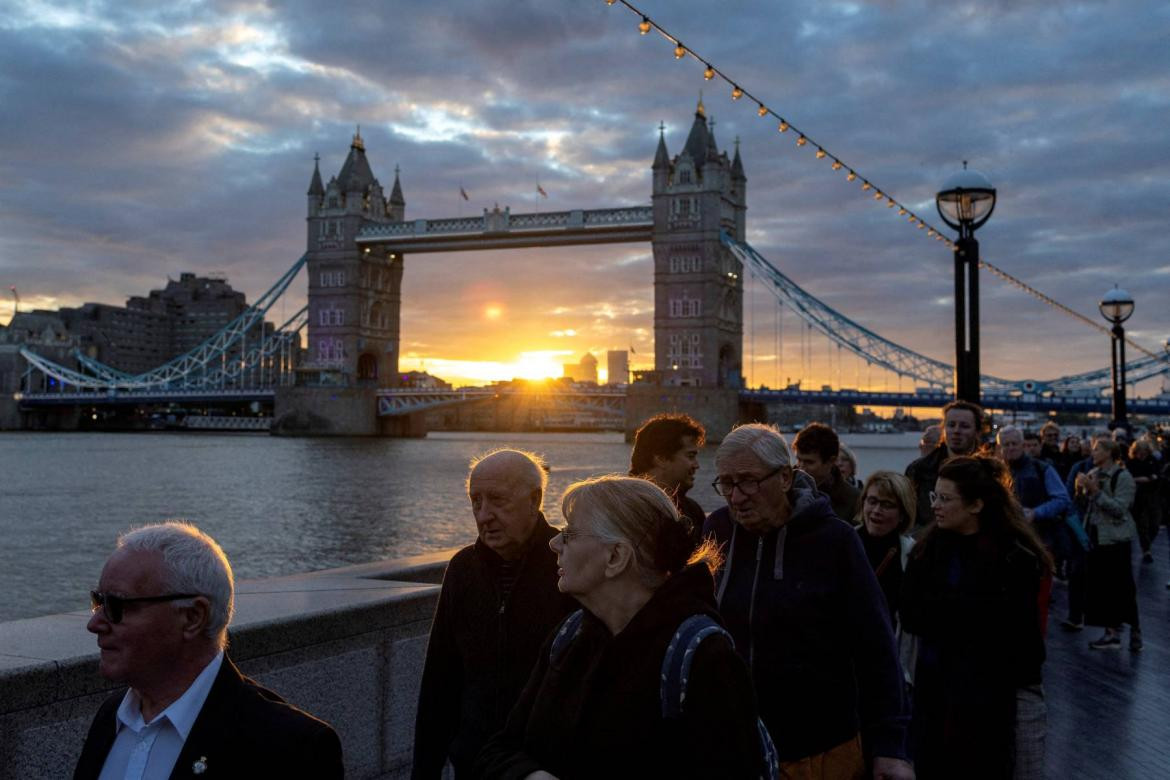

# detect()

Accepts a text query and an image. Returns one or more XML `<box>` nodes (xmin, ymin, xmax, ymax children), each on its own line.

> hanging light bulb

<box><xmin>846</xmin><ymin>171</ymin><xmax>857</xmax><ymax>181</ymax></box>
<box><xmin>887</xmin><ymin>198</ymin><xmax>896</xmax><ymax>208</ymax></box>
<box><xmin>873</xmin><ymin>191</ymin><xmax>883</xmax><ymax>200</ymax></box>
<box><xmin>703</xmin><ymin>64</ymin><xmax>714</xmax><ymax>80</ymax></box>
<box><xmin>757</xmin><ymin>104</ymin><xmax>768</xmax><ymax>117</ymax></box>
<box><xmin>831</xmin><ymin>160</ymin><xmax>842</xmax><ymax>170</ymax></box>
<box><xmin>796</xmin><ymin>135</ymin><xmax>807</xmax><ymax>146</ymax></box>
<box><xmin>861</xmin><ymin>181</ymin><xmax>872</xmax><ymax>191</ymax></box>
<box><xmin>606</xmin><ymin>0</ymin><xmax>616</xmax><ymax>4</ymax></box>
<box><xmin>731</xmin><ymin>85</ymin><xmax>743</xmax><ymax>100</ymax></box>
<box><xmin>928</xmin><ymin>229</ymin><xmax>936</xmax><ymax>237</ymax></box>
<box><xmin>639</xmin><ymin>16</ymin><xmax>651</xmax><ymax>34</ymax></box>
<box><xmin>777</xmin><ymin>119</ymin><xmax>789</xmax><ymax>132</ymax></box>
<box><xmin>917</xmin><ymin>222</ymin><xmax>926</xmax><ymax>229</ymax></box>
<box><xmin>815</xmin><ymin>148</ymin><xmax>826</xmax><ymax>159</ymax></box>
<box><xmin>897</xmin><ymin>208</ymin><xmax>907</xmax><ymax>216</ymax></box>
<box><xmin>674</xmin><ymin>42</ymin><xmax>686</xmax><ymax>59</ymax></box>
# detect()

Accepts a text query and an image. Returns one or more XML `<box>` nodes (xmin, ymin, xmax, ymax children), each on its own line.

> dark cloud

<box><xmin>1</xmin><ymin>0</ymin><xmax>1167</xmax><ymax>390</ymax></box>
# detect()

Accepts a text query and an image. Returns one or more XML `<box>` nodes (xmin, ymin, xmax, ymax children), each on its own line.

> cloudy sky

<box><xmin>2</xmin><ymin>0</ymin><xmax>1168</xmax><ymax>390</ymax></box>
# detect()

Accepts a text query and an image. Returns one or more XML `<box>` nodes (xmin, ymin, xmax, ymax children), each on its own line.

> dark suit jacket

<box><xmin>73</xmin><ymin>654</ymin><xmax>344</xmax><ymax>779</ymax></box>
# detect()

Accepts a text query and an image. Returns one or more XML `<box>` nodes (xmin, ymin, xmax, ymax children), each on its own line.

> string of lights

<box><xmin>607</xmin><ymin>0</ymin><xmax>954</xmax><ymax>249</ymax></box>
<box><xmin>980</xmin><ymin>260</ymin><xmax>1157</xmax><ymax>358</ymax></box>
<box><xmin>604</xmin><ymin>0</ymin><xmax>1159</xmax><ymax>353</ymax></box>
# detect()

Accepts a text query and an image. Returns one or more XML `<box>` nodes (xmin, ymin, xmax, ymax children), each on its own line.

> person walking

<box><xmin>1076</xmin><ymin>438</ymin><xmax>1141</xmax><ymax>651</ymax></box>
<box><xmin>901</xmin><ymin>456</ymin><xmax>1051</xmax><ymax>779</ymax></box>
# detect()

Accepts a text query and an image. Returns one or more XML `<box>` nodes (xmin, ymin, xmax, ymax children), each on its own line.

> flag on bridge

<box><xmin>460</xmin><ymin>186</ymin><xmax>469</xmax><ymax>201</ymax></box>
<box><xmin>537</xmin><ymin>182</ymin><xmax>547</xmax><ymax>198</ymax></box>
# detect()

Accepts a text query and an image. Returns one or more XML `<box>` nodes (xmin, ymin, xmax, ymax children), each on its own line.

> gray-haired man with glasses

<box><xmin>75</xmin><ymin>521</ymin><xmax>343</xmax><ymax>779</ymax></box>
<box><xmin>704</xmin><ymin>423</ymin><xmax>913</xmax><ymax>780</ymax></box>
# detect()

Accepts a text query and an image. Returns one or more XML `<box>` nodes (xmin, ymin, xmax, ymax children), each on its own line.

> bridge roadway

<box><xmin>355</xmin><ymin>206</ymin><xmax>653</xmax><ymax>253</ymax></box>
<box><xmin>16</xmin><ymin>385</ymin><xmax>1170</xmax><ymax>416</ymax></box>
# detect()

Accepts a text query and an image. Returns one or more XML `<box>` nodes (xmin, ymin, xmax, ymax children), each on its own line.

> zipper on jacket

<box><xmin>748</xmin><ymin>535</ymin><xmax>764</xmax><ymax>670</ymax></box>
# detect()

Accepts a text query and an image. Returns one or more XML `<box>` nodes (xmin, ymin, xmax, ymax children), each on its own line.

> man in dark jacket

<box><xmin>412</xmin><ymin>449</ymin><xmax>574</xmax><ymax>778</ymax></box>
<box><xmin>793</xmin><ymin>422</ymin><xmax>861</xmax><ymax>524</ymax></box>
<box><xmin>705</xmin><ymin>424</ymin><xmax>912</xmax><ymax>780</ymax></box>
<box><xmin>905</xmin><ymin>400</ymin><xmax>983</xmax><ymax>529</ymax></box>
<box><xmin>76</xmin><ymin>522</ymin><xmax>343</xmax><ymax>780</ymax></box>
<box><xmin>630</xmin><ymin>413</ymin><xmax>708</xmax><ymax>546</ymax></box>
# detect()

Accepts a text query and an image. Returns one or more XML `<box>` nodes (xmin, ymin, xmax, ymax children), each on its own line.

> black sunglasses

<box><xmin>90</xmin><ymin>590</ymin><xmax>201</xmax><ymax>624</ymax></box>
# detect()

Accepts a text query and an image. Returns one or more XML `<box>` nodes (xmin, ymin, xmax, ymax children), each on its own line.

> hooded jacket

<box><xmin>704</xmin><ymin>488</ymin><xmax>909</xmax><ymax>763</ymax></box>
<box><xmin>474</xmin><ymin>564</ymin><xmax>764</xmax><ymax>779</ymax></box>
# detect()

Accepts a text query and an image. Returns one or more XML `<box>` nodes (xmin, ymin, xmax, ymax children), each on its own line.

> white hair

<box><xmin>467</xmin><ymin>448</ymin><xmax>548</xmax><ymax>504</ymax></box>
<box><xmin>117</xmin><ymin>521</ymin><xmax>235</xmax><ymax>650</ymax></box>
<box><xmin>997</xmin><ymin>425</ymin><xmax>1023</xmax><ymax>443</ymax></box>
<box><xmin>715</xmin><ymin>423</ymin><xmax>793</xmax><ymax>471</ymax></box>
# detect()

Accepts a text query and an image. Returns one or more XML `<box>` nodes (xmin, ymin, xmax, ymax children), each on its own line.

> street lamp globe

<box><xmin>936</xmin><ymin>165</ymin><xmax>996</xmax><ymax>234</ymax></box>
<box><xmin>1099</xmin><ymin>286</ymin><xmax>1135</xmax><ymax>325</ymax></box>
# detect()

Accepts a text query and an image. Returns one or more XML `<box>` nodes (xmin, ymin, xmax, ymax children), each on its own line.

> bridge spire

<box><xmin>307</xmin><ymin>153</ymin><xmax>324</xmax><ymax>197</ymax></box>
<box><xmin>654</xmin><ymin>122</ymin><xmax>670</xmax><ymax>170</ymax></box>
<box><xmin>390</xmin><ymin>164</ymin><xmax>405</xmax><ymax>208</ymax></box>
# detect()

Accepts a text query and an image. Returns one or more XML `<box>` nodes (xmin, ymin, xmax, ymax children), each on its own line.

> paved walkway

<box><xmin>1044</xmin><ymin>532</ymin><xmax>1170</xmax><ymax>779</ymax></box>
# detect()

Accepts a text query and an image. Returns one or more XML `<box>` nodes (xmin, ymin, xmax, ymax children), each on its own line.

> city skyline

<box><xmin>2</xmin><ymin>1</ymin><xmax>1168</xmax><ymax>390</ymax></box>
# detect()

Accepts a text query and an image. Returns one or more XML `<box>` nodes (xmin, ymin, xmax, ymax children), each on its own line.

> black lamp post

<box><xmin>1099</xmin><ymin>286</ymin><xmax>1135</xmax><ymax>430</ymax></box>
<box><xmin>936</xmin><ymin>163</ymin><xmax>996</xmax><ymax>404</ymax></box>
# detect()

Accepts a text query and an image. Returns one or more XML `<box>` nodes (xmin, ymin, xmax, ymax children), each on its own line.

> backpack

<box><xmin>550</xmin><ymin>609</ymin><xmax>780</xmax><ymax>780</ymax></box>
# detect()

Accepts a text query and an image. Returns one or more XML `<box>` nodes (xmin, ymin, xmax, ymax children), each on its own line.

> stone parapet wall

<box><xmin>0</xmin><ymin>550</ymin><xmax>456</xmax><ymax>780</ymax></box>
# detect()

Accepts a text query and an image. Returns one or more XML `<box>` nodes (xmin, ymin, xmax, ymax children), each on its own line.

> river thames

<box><xmin>0</xmin><ymin>430</ymin><xmax>921</xmax><ymax>623</ymax></box>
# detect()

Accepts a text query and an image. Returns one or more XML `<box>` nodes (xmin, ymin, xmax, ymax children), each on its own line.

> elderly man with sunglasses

<box><xmin>704</xmin><ymin>424</ymin><xmax>913</xmax><ymax>780</ymax></box>
<box><xmin>75</xmin><ymin>521</ymin><xmax>343</xmax><ymax>780</ymax></box>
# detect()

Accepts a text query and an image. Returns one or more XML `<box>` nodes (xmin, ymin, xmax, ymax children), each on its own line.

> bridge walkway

<box><xmin>1044</xmin><ymin>531</ymin><xmax>1170</xmax><ymax>779</ymax></box>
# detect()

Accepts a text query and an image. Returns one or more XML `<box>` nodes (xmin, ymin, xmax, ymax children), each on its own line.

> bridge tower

<box><xmin>651</xmin><ymin>100</ymin><xmax>745</xmax><ymax>389</ymax></box>
<box><xmin>304</xmin><ymin>130</ymin><xmax>405</xmax><ymax>386</ymax></box>
<box><xmin>275</xmin><ymin>130</ymin><xmax>409</xmax><ymax>435</ymax></box>
<box><xmin>628</xmin><ymin>102</ymin><xmax>748</xmax><ymax>442</ymax></box>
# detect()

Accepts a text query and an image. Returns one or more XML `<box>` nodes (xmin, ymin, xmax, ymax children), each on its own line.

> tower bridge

<box><xmin>13</xmin><ymin>102</ymin><xmax>1170</xmax><ymax>436</ymax></box>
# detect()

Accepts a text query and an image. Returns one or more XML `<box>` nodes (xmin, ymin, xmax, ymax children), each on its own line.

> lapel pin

<box><xmin>192</xmin><ymin>756</ymin><xmax>208</xmax><ymax>775</ymax></box>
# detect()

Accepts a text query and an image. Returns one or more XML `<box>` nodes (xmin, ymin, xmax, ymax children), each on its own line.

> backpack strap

<box><xmin>549</xmin><ymin>609</ymin><xmax>586</xmax><ymax>667</ymax></box>
<box><xmin>659</xmin><ymin>613</ymin><xmax>779</xmax><ymax>780</ymax></box>
<box><xmin>660</xmin><ymin>614</ymin><xmax>728</xmax><ymax>718</ymax></box>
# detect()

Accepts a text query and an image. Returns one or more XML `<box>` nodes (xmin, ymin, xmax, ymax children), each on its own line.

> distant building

<box><xmin>0</xmin><ymin>312</ymin><xmax>79</xmax><ymax>428</ymax></box>
<box><xmin>606</xmin><ymin>350</ymin><xmax>629</xmax><ymax>386</ymax></box>
<box><xmin>53</xmin><ymin>272</ymin><xmax>265</xmax><ymax>374</ymax></box>
<box><xmin>562</xmin><ymin>353</ymin><xmax>598</xmax><ymax>384</ymax></box>
<box><xmin>398</xmin><ymin>370</ymin><xmax>452</xmax><ymax>390</ymax></box>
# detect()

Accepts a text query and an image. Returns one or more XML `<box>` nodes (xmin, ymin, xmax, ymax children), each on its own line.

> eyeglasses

<box><xmin>863</xmin><ymin>496</ymin><xmax>900</xmax><ymax>512</ymax></box>
<box><xmin>557</xmin><ymin>528</ymin><xmax>609</xmax><ymax>545</ymax></box>
<box><xmin>712</xmin><ymin>466</ymin><xmax>787</xmax><ymax>497</ymax></box>
<box><xmin>90</xmin><ymin>590</ymin><xmax>201</xmax><ymax>624</ymax></box>
<box><xmin>929</xmin><ymin>491</ymin><xmax>959</xmax><ymax>506</ymax></box>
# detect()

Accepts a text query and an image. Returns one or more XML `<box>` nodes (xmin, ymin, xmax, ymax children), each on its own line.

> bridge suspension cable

<box><xmin>20</xmin><ymin>254</ymin><xmax>307</xmax><ymax>392</ymax></box>
<box><xmin>725</xmin><ymin>234</ymin><xmax>1170</xmax><ymax>393</ymax></box>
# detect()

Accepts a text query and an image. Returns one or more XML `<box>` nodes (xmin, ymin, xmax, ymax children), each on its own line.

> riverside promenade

<box><xmin>1</xmin><ymin>538</ymin><xmax>1167</xmax><ymax>778</ymax></box>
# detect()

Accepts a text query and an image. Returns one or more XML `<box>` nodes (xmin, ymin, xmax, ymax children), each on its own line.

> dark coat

<box><xmin>412</xmin><ymin>516</ymin><xmax>573</xmax><ymax>778</ymax></box>
<box><xmin>73</xmin><ymin>655</ymin><xmax>343</xmax><ymax>780</ymax></box>
<box><xmin>704</xmin><ymin>490</ymin><xmax>909</xmax><ymax>763</ymax></box>
<box><xmin>474</xmin><ymin>564</ymin><xmax>763</xmax><ymax>780</ymax></box>
<box><xmin>900</xmin><ymin>530</ymin><xmax>1046</xmax><ymax>778</ymax></box>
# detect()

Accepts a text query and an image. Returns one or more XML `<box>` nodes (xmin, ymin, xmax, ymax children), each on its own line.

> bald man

<box><xmin>412</xmin><ymin>449</ymin><xmax>573</xmax><ymax>779</ymax></box>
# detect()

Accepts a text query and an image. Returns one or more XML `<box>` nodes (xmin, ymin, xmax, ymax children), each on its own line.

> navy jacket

<box><xmin>704</xmin><ymin>489</ymin><xmax>909</xmax><ymax>763</ymax></box>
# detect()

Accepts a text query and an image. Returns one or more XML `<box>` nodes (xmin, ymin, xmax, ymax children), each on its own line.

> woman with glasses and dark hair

<box><xmin>476</xmin><ymin>475</ymin><xmax>769</xmax><ymax>780</ymax></box>
<box><xmin>901</xmin><ymin>455</ymin><xmax>1053</xmax><ymax>779</ymax></box>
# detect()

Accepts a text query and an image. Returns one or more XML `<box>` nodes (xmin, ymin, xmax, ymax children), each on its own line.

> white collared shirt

<box><xmin>98</xmin><ymin>651</ymin><xmax>224</xmax><ymax>780</ymax></box>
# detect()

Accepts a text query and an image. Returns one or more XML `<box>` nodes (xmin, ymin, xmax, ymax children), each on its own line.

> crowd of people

<box><xmin>74</xmin><ymin>407</ymin><xmax>1170</xmax><ymax>779</ymax></box>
